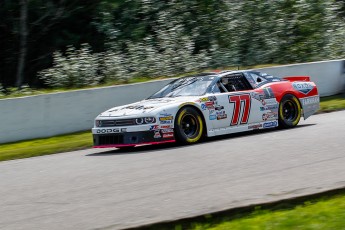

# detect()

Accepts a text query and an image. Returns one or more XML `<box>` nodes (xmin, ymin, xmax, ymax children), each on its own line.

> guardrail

<box><xmin>0</xmin><ymin>59</ymin><xmax>344</xmax><ymax>144</ymax></box>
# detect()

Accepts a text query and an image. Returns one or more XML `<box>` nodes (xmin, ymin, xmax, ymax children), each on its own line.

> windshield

<box><xmin>148</xmin><ymin>75</ymin><xmax>216</xmax><ymax>99</ymax></box>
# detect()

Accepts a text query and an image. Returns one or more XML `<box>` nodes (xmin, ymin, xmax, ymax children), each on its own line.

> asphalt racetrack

<box><xmin>1</xmin><ymin>111</ymin><xmax>345</xmax><ymax>230</ymax></box>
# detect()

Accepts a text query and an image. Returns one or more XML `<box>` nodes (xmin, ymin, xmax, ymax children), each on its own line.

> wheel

<box><xmin>174</xmin><ymin>107</ymin><xmax>204</xmax><ymax>144</ymax></box>
<box><xmin>278</xmin><ymin>94</ymin><xmax>302</xmax><ymax>128</ymax></box>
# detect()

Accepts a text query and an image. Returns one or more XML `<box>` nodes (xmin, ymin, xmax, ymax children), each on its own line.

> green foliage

<box><xmin>39</xmin><ymin>44</ymin><xmax>102</xmax><ymax>87</ymax></box>
<box><xmin>1</xmin><ymin>0</ymin><xmax>345</xmax><ymax>88</ymax></box>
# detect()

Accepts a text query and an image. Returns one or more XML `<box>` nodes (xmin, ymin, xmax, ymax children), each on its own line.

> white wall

<box><xmin>0</xmin><ymin>79</ymin><xmax>173</xmax><ymax>144</ymax></box>
<box><xmin>0</xmin><ymin>60</ymin><xmax>344</xmax><ymax>144</ymax></box>
<box><xmin>255</xmin><ymin>60</ymin><xmax>345</xmax><ymax>97</ymax></box>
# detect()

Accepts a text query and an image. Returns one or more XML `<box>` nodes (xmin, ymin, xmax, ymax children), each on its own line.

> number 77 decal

<box><xmin>229</xmin><ymin>94</ymin><xmax>251</xmax><ymax>126</ymax></box>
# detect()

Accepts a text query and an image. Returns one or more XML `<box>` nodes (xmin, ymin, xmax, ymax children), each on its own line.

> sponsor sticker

<box><xmin>161</xmin><ymin>128</ymin><xmax>174</xmax><ymax>133</ymax></box>
<box><xmin>263</xmin><ymin>98</ymin><xmax>278</xmax><ymax>105</ymax></box>
<box><xmin>209</xmin><ymin>115</ymin><xmax>216</xmax><ymax>120</ymax></box>
<box><xmin>205</xmin><ymin>101</ymin><xmax>214</xmax><ymax>106</ymax></box>
<box><xmin>208</xmin><ymin>96</ymin><xmax>217</xmax><ymax>101</ymax></box>
<box><xmin>248</xmin><ymin>124</ymin><xmax>262</xmax><ymax>129</ymax></box>
<box><xmin>150</xmin><ymin>125</ymin><xmax>159</xmax><ymax>130</ymax></box>
<box><xmin>263</xmin><ymin>121</ymin><xmax>278</xmax><ymax>128</ymax></box>
<box><xmin>96</xmin><ymin>128</ymin><xmax>127</xmax><ymax>134</ymax></box>
<box><xmin>159</xmin><ymin>116</ymin><xmax>173</xmax><ymax>121</ymax></box>
<box><xmin>200</xmin><ymin>97</ymin><xmax>209</xmax><ymax>102</ymax></box>
<box><xmin>154</xmin><ymin>131</ymin><xmax>161</xmax><ymax>138</ymax></box>
<box><xmin>260</xmin><ymin>104</ymin><xmax>278</xmax><ymax>111</ymax></box>
<box><xmin>301</xmin><ymin>96</ymin><xmax>319</xmax><ymax>105</ymax></box>
<box><xmin>262</xmin><ymin>112</ymin><xmax>278</xmax><ymax>121</ymax></box>
<box><xmin>217</xmin><ymin>114</ymin><xmax>227</xmax><ymax>120</ymax></box>
<box><xmin>293</xmin><ymin>82</ymin><xmax>314</xmax><ymax>95</ymax></box>
<box><xmin>201</xmin><ymin>104</ymin><xmax>207</xmax><ymax>110</ymax></box>
<box><xmin>215</xmin><ymin>105</ymin><xmax>224</xmax><ymax>111</ymax></box>
<box><xmin>163</xmin><ymin>133</ymin><xmax>174</xmax><ymax>138</ymax></box>
<box><xmin>160</xmin><ymin>125</ymin><xmax>172</xmax><ymax>129</ymax></box>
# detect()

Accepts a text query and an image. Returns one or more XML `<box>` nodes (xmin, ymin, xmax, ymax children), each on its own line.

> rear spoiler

<box><xmin>283</xmin><ymin>76</ymin><xmax>311</xmax><ymax>82</ymax></box>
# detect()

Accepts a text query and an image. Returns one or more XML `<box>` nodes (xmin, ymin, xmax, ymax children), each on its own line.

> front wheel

<box><xmin>174</xmin><ymin>107</ymin><xmax>204</xmax><ymax>144</ymax></box>
<box><xmin>278</xmin><ymin>94</ymin><xmax>301</xmax><ymax>128</ymax></box>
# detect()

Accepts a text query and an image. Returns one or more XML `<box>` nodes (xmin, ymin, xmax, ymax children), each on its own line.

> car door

<box><xmin>207</xmin><ymin>73</ymin><xmax>268</xmax><ymax>131</ymax></box>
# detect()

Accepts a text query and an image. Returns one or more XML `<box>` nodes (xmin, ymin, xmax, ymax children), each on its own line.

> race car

<box><xmin>92</xmin><ymin>70</ymin><xmax>319</xmax><ymax>148</ymax></box>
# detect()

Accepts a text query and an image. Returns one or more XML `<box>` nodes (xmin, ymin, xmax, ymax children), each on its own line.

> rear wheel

<box><xmin>174</xmin><ymin>107</ymin><xmax>204</xmax><ymax>144</ymax></box>
<box><xmin>278</xmin><ymin>94</ymin><xmax>301</xmax><ymax>128</ymax></box>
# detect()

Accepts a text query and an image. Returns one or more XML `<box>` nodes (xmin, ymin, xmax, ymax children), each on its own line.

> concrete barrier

<box><xmin>0</xmin><ymin>60</ymin><xmax>344</xmax><ymax>144</ymax></box>
<box><xmin>254</xmin><ymin>59</ymin><xmax>345</xmax><ymax>97</ymax></box>
<box><xmin>0</xmin><ymin>79</ymin><xmax>174</xmax><ymax>144</ymax></box>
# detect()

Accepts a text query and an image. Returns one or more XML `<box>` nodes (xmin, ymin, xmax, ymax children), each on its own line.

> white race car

<box><xmin>92</xmin><ymin>70</ymin><xmax>319</xmax><ymax>148</ymax></box>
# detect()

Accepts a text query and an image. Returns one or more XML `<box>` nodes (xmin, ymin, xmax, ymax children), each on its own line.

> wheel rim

<box><xmin>181</xmin><ymin>114</ymin><xmax>198</xmax><ymax>137</ymax></box>
<box><xmin>282</xmin><ymin>100</ymin><xmax>297</xmax><ymax>121</ymax></box>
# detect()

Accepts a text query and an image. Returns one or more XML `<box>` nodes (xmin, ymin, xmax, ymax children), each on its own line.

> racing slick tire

<box><xmin>278</xmin><ymin>94</ymin><xmax>302</xmax><ymax>128</ymax></box>
<box><xmin>174</xmin><ymin>107</ymin><xmax>204</xmax><ymax>144</ymax></box>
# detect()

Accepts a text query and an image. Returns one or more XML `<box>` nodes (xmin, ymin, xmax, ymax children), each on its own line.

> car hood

<box><xmin>98</xmin><ymin>97</ymin><xmax>196</xmax><ymax>117</ymax></box>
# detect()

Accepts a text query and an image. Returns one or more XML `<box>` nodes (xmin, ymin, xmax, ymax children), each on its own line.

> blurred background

<box><xmin>0</xmin><ymin>0</ymin><xmax>344</xmax><ymax>91</ymax></box>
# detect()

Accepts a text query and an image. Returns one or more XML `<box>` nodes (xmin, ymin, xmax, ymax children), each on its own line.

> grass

<box><xmin>168</xmin><ymin>193</ymin><xmax>345</xmax><ymax>230</ymax></box>
<box><xmin>0</xmin><ymin>131</ymin><xmax>92</xmax><ymax>162</ymax></box>
<box><xmin>319</xmin><ymin>94</ymin><xmax>345</xmax><ymax>112</ymax></box>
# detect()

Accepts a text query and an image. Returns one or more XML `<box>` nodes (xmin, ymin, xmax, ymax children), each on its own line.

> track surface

<box><xmin>1</xmin><ymin>111</ymin><xmax>345</xmax><ymax>230</ymax></box>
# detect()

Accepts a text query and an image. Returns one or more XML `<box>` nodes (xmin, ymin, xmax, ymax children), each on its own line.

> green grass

<box><xmin>186</xmin><ymin>194</ymin><xmax>345</xmax><ymax>230</ymax></box>
<box><xmin>319</xmin><ymin>94</ymin><xmax>345</xmax><ymax>113</ymax></box>
<box><xmin>0</xmin><ymin>131</ymin><xmax>92</xmax><ymax>162</ymax></box>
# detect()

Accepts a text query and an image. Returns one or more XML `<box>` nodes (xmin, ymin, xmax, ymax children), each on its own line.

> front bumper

<box><xmin>93</xmin><ymin>130</ymin><xmax>175</xmax><ymax>148</ymax></box>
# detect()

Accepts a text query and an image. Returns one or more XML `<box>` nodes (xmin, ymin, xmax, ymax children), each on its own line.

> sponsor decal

<box><xmin>263</xmin><ymin>98</ymin><xmax>278</xmax><ymax>105</ymax></box>
<box><xmin>160</xmin><ymin>120</ymin><xmax>173</xmax><ymax>124</ymax></box>
<box><xmin>96</xmin><ymin>128</ymin><xmax>127</xmax><ymax>134</ymax></box>
<box><xmin>161</xmin><ymin>128</ymin><xmax>174</xmax><ymax>133</ymax></box>
<box><xmin>205</xmin><ymin>101</ymin><xmax>214</xmax><ymax>106</ymax></box>
<box><xmin>293</xmin><ymin>82</ymin><xmax>314</xmax><ymax>95</ymax></box>
<box><xmin>208</xmin><ymin>96</ymin><xmax>217</xmax><ymax>101</ymax></box>
<box><xmin>209</xmin><ymin>110</ymin><xmax>215</xmax><ymax>114</ymax></box>
<box><xmin>163</xmin><ymin>133</ymin><xmax>174</xmax><ymax>138</ymax></box>
<box><xmin>260</xmin><ymin>104</ymin><xmax>279</xmax><ymax>111</ymax></box>
<box><xmin>123</xmin><ymin>105</ymin><xmax>154</xmax><ymax>110</ymax></box>
<box><xmin>251</xmin><ymin>92</ymin><xmax>265</xmax><ymax>101</ymax></box>
<box><xmin>263</xmin><ymin>121</ymin><xmax>278</xmax><ymax>128</ymax></box>
<box><xmin>159</xmin><ymin>116</ymin><xmax>173</xmax><ymax>121</ymax></box>
<box><xmin>263</xmin><ymin>87</ymin><xmax>275</xmax><ymax>99</ymax></box>
<box><xmin>209</xmin><ymin>115</ymin><xmax>216</xmax><ymax>120</ymax></box>
<box><xmin>217</xmin><ymin>114</ymin><xmax>227</xmax><ymax>120</ymax></box>
<box><xmin>154</xmin><ymin>131</ymin><xmax>161</xmax><ymax>138</ymax></box>
<box><xmin>200</xmin><ymin>97</ymin><xmax>209</xmax><ymax>102</ymax></box>
<box><xmin>301</xmin><ymin>96</ymin><xmax>319</xmax><ymax>105</ymax></box>
<box><xmin>160</xmin><ymin>125</ymin><xmax>172</xmax><ymax>129</ymax></box>
<box><xmin>215</xmin><ymin>105</ymin><xmax>224</xmax><ymax>111</ymax></box>
<box><xmin>262</xmin><ymin>112</ymin><xmax>278</xmax><ymax>121</ymax></box>
<box><xmin>150</xmin><ymin>125</ymin><xmax>160</xmax><ymax>130</ymax></box>
<box><xmin>248</xmin><ymin>123</ymin><xmax>262</xmax><ymax>129</ymax></box>
<box><xmin>206</xmin><ymin>105</ymin><xmax>215</xmax><ymax>110</ymax></box>
<box><xmin>201</xmin><ymin>104</ymin><xmax>207</xmax><ymax>110</ymax></box>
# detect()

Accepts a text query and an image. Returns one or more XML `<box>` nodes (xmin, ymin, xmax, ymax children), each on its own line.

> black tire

<box><xmin>278</xmin><ymin>94</ymin><xmax>302</xmax><ymax>128</ymax></box>
<box><xmin>174</xmin><ymin>107</ymin><xmax>204</xmax><ymax>144</ymax></box>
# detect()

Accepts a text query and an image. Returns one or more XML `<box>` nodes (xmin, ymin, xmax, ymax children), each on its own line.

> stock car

<box><xmin>92</xmin><ymin>70</ymin><xmax>319</xmax><ymax>148</ymax></box>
